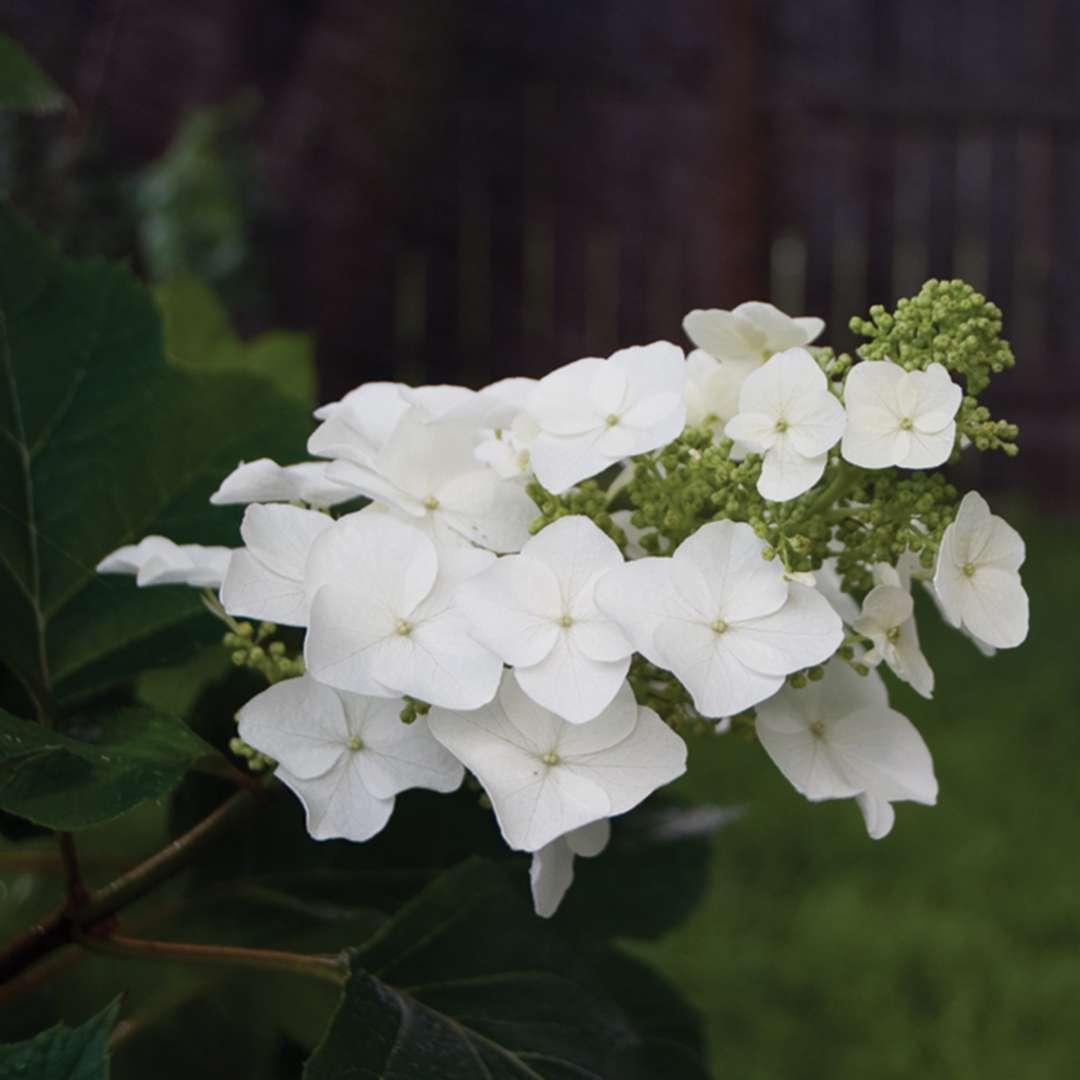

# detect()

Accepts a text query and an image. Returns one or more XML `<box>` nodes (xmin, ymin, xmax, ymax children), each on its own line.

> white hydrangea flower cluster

<box><xmin>98</xmin><ymin>298</ymin><xmax>1030</xmax><ymax>918</ymax></box>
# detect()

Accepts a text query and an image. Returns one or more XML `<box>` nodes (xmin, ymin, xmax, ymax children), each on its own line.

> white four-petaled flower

<box><xmin>220</xmin><ymin>504</ymin><xmax>334</xmax><ymax>627</ymax></box>
<box><xmin>211</xmin><ymin>458</ymin><xmax>355</xmax><ymax>508</ymax></box>
<box><xmin>97</xmin><ymin>536</ymin><xmax>233</xmax><ymax>589</ymax></box>
<box><xmin>724</xmin><ymin>347</ymin><xmax>845</xmax><ymax>501</ymax></box>
<box><xmin>238</xmin><ymin>675</ymin><xmax>463</xmax><ymax>842</ymax></box>
<box><xmin>325</xmin><ymin>410</ymin><xmax>538</xmax><ymax>552</ymax></box>
<box><xmin>427</xmin><ymin>675</ymin><xmax>686</xmax><ymax>853</ymax></box>
<box><xmin>683</xmin><ymin>301</ymin><xmax>824</xmax><ymax>365</ymax></box>
<box><xmin>841</xmin><ymin>360</ymin><xmax>962</xmax><ymax>470</ymax></box>
<box><xmin>755</xmin><ymin>661</ymin><xmax>938</xmax><ymax>839</ymax></box>
<box><xmin>932</xmin><ymin>490</ymin><xmax>1028</xmax><ymax>649</ymax></box>
<box><xmin>853</xmin><ymin>558</ymin><xmax>934</xmax><ymax>699</ymax></box>
<box><xmin>527</xmin><ymin>342</ymin><xmax>687</xmax><ymax>495</ymax></box>
<box><xmin>304</xmin><ymin>511</ymin><xmax>502</xmax><ymax>708</ymax></box>
<box><xmin>595</xmin><ymin>521</ymin><xmax>843</xmax><ymax>718</ymax></box>
<box><xmin>458</xmin><ymin>516</ymin><xmax>633</xmax><ymax>724</ymax></box>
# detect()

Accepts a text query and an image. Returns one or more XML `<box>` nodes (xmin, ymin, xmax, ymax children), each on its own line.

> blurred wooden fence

<box><xmin>2</xmin><ymin>0</ymin><xmax>1078</xmax><ymax>503</ymax></box>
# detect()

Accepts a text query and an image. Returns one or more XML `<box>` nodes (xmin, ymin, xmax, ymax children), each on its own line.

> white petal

<box><xmin>561</xmin><ymin>703</ymin><xmax>687</xmax><ymax>816</ymax></box>
<box><xmin>240</xmin><ymin>504</ymin><xmax>334</xmax><ymax>581</ymax></box>
<box><xmin>211</xmin><ymin>459</ymin><xmax>300</xmax><ymax>505</ymax></box>
<box><xmin>530</xmin><ymin>430</ymin><xmax>611</xmax><ymax>495</ymax></box>
<box><xmin>276</xmin><ymin>759</ymin><xmax>395</xmax><ymax>842</ymax></box>
<box><xmin>841</xmin><ymin>409</ymin><xmax>902</xmax><ymax>469</ymax></box>
<box><xmin>683</xmin><ymin>309</ymin><xmax>759</xmax><ymax>363</ymax></box>
<box><xmin>457</xmin><ymin>555</ymin><xmax>562</xmax><ymax>667</ymax></box>
<box><xmin>758</xmin><ymin>440</ymin><xmax>826</xmax><ymax>502</ymax></box>
<box><xmin>526</xmin><ymin>516</ymin><xmax>625</xmax><ymax>611</ymax></box>
<box><xmin>567</xmin><ymin>817</ymin><xmax>611</xmax><ymax>857</ymax></box>
<box><xmin>221</xmin><ymin>549</ymin><xmax>309</xmax><ymax>626</ymax></box>
<box><xmin>237</xmin><ymin>676</ymin><xmax>347</xmax><ymax>779</ymax></box>
<box><xmin>959</xmin><ymin>568</ymin><xmax>1029</xmax><ymax>648</ymax></box>
<box><xmin>674</xmin><ymin>520</ymin><xmax>788</xmax><ymax>622</ymax></box>
<box><xmin>514</xmin><ymin>634</ymin><xmax>630</xmax><ymax>724</ymax></box>
<box><xmin>724</xmin><ymin>411</ymin><xmax>777</xmax><ymax>450</ymax></box>
<box><xmin>529</xmin><ymin>357</ymin><xmax>607</xmax><ymax>435</ymax></box>
<box><xmin>735</xmin><ymin>302</ymin><xmax>811</xmax><ymax>352</ymax></box>
<box><xmin>437</xmin><ymin>469</ymin><xmax>538</xmax><ymax>553</ymax></box>
<box><xmin>786</xmin><ymin>391</ymin><xmax>846</xmax><ymax>458</ymax></box>
<box><xmin>792</xmin><ymin>316</ymin><xmax>825</xmax><ymax>344</ymax></box>
<box><xmin>376</xmin><ymin>411</ymin><xmax>483</xmax><ymax>502</ymax></box>
<box><xmin>530</xmin><ymin>836</ymin><xmax>576</xmax><ymax>918</ymax></box>
<box><xmin>898</xmin><ymin>423</ymin><xmax>955</xmax><ymax>469</ymax></box>
<box><xmin>382</xmin><ymin>609</ymin><xmax>503</xmax><ymax>709</ymax></box>
<box><xmin>305</xmin><ymin>510</ymin><xmax>438</xmax><ymax>620</ymax></box>
<box><xmin>857</xmin><ymin>585</ymin><xmax>914</xmax><ymax>635</ymax></box>
<box><xmin>724</xmin><ymin>583</ymin><xmax>843</xmax><ymax>675</ymax></box>
<box><xmin>755</xmin><ymin>714</ymin><xmax>863</xmax><ymax>800</ymax></box>
<box><xmin>856</xmin><ymin>792</ymin><xmax>896</xmax><ymax>840</ymax></box>
<box><xmin>304</xmin><ymin>583</ymin><xmax>399</xmax><ymax>696</ymax></box>
<box><xmin>829</xmin><ymin>704</ymin><xmax>938</xmax><ymax>805</ymax></box>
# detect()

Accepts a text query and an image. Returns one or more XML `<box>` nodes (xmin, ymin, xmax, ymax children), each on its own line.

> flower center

<box><xmin>774</xmin><ymin>418</ymin><xmax>789</xmax><ymax>434</ymax></box>
<box><xmin>346</xmin><ymin>736</ymin><xmax>364</xmax><ymax>752</ymax></box>
<box><xmin>541</xmin><ymin>751</ymin><xmax>560</xmax><ymax>766</ymax></box>
<box><xmin>605</xmin><ymin>413</ymin><xmax>620</xmax><ymax>427</ymax></box>
<box><xmin>711</xmin><ymin>617</ymin><xmax>729</xmax><ymax>634</ymax></box>
<box><xmin>423</xmin><ymin>495</ymin><xmax>440</xmax><ymax>511</ymax></box>
<box><xmin>962</xmin><ymin>562</ymin><xmax>976</xmax><ymax>578</ymax></box>
<box><xmin>809</xmin><ymin>719</ymin><xmax>827</xmax><ymax>739</ymax></box>
<box><xmin>394</xmin><ymin>618</ymin><xmax>413</xmax><ymax>636</ymax></box>
<box><xmin>558</xmin><ymin>614</ymin><xmax>573</xmax><ymax>628</ymax></box>
<box><xmin>899</xmin><ymin>416</ymin><xmax>914</xmax><ymax>431</ymax></box>
<box><xmin>886</xmin><ymin>625</ymin><xmax>901</xmax><ymax>644</ymax></box>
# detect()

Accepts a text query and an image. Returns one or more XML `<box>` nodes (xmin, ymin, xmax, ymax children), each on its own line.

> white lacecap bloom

<box><xmin>853</xmin><ymin>560</ymin><xmax>934</xmax><ymax>699</ymax></box>
<box><xmin>458</xmin><ymin>515</ymin><xmax>633</xmax><ymax>724</ymax></box>
<box><xmin>526</xmin><ymin>342</ymin><xmax>687</xmax><ymax>495</ymax></box>
<box><xmin>220</xmin><ymin>504</ymin><xmax>334</xmax><ymax>627</ymax></box>
<box><xmin>724</xmin><ymin>347</ymin><xmax>846</xmax><ymax>502</ymax></box>
<box><xmin>683</xmin><ymin>301</ymin><xmax>824</xmax><ymax>365</ymax></box>
<box><xmin>304</xmin><ymin>511</ymin><xmax>502</xmax><ymax>708</ymax></box>
<box><xmin>324</xmin><ymin>409</ymin><xmax>538</xmax><ymax>553</ymax></box>
<box><xmin>595</xmin><ymin>520</ymin><xmax>843</xmax><ymax>718</ymax></box>
<box><xmin>210</xmin><ymin>458</ymin><xmax>355</xmax><ymax>508</ymax></box>
<box><xmin>932</xmin><ymin>490</ymin><xmax>1028</xmax><ymax>649</ymax></box>
<box><xmin>427</xmin><ymin>674</ymin><xmax>686</xmax><ymax>853</ymax></box>
<box><xmin>841</xmin><ymin>360</ymin><xmax>962</xmax><ymax>470</ymax></box>
<box><xmin>237</xmin><ymin>675</ymin><xmax>463</xmax><ymax>842</ymax></box>
<box><xmin>530</xmin><ymin>819</ymin><xmax>610</xmax><ymax>919</ymax></box>
<box><xmin>97</xmin><ymin>536</ymin><xmax>233</xmax><ymax>589</ymax></box>
<box><xmin>754</xmin><ymin>661</ymin><xmax>938</xmax><ymax>839</ymax></box>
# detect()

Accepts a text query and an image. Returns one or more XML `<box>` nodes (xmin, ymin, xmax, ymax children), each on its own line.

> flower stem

<box><xmin>77</xmin><ymin>933</ymin><xmax>348</xmax><ymax>986</ymax></box>
<box><xmin>0</xmin><ymin>785</ymin><xmax>266</xmax><ymax>987</ymax></box>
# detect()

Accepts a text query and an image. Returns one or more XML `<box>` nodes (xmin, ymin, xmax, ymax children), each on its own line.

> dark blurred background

<box><xmin>2</xmin><ymin>0</ymin><xmax>1078</xmax><ymax>505</ymax></box>
<box><xmin>2</xmin><ymin>6</ymin><xmax>1079</xmax><ymax>1076</ymax></box>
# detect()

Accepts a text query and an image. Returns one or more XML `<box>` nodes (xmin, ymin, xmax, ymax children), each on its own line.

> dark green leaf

<box><xmin>0</xmin><ymin>707</ymin><xmax>215</xmax><ymax>829</ymax></box>
<box><xmin>0</xmin><ymin>35</ymin><xmax>68</xmax><ymax>114</ymax></box>
<box><xmin>156</xmin><ymin>274</ymin><xmax>316</xmax><ymax>409</ymax></box>
<box><xmin>0</xmin><ymin>203</ymin><xmax>309</xmax><ymax>715</ymax></box>
<box><xmin>305</xmin><ymin>859</ymin><xmax>677</xmax><ymax>1080</ymax></box>
<box><xmin>0</xmin><ymin>997</ymin><xmax>120</xmax><ymax>1079</ymax></box>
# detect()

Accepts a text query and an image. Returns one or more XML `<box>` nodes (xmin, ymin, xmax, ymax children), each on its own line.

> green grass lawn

<box><xmin>643</xmin><ymin>512</ymin><xmax>1080</xmax><ymax>1079</ymax></box>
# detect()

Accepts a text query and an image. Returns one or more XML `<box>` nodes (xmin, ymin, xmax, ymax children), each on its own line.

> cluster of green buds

<box><xmin>223</xmin><ymin>621</ymin><xmax>305</xmax><ymax>684</ymax></box>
